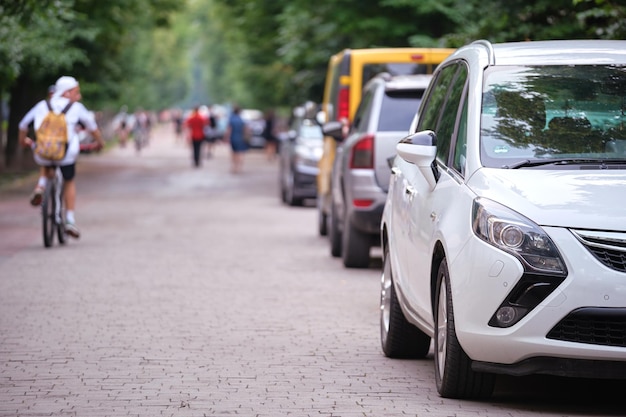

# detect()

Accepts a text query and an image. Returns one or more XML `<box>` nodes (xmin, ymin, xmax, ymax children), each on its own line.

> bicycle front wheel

<box><xmin>56</xmin><ymin>177</ymin><xmax>67</xmax><ymax>245</ymax></box>
<box><xmin>42</xmin><ymin>182</ymin><xmax>56</xmax><ymax>248</ymax></box>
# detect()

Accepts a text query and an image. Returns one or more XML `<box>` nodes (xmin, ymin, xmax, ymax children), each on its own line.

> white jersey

<box><xmin>19</xmin><ymin>96</ymin><xmax>97</xmax><ymax>166</ymax></box>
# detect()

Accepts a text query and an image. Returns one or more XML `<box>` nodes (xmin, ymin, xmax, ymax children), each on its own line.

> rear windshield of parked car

<box><xmin>378</xmin><ymin>91</ymin><xmax>423</xmax><ymax>132</ymax></box>
<box><xmin>363</xmin><ymin>63</ymin><xmax>431</xmax><ymax>89</ymax></box>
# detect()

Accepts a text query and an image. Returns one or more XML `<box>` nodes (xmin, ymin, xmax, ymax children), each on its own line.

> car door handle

<box><xmin>404</xmin><ymin>185</ymin><xmax>416</xmax><ymax>196</ymax></box>
<box><xmin>391</xmin><ymin>166</ymin><xmax>401</xmax><ymax>176</ymax></box>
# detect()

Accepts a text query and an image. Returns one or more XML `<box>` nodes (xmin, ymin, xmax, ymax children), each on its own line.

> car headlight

<box><xmin>472</xmin><ymin>198</ymin><xmax>568</xmax><ymax>328</ymax></box>
<box><xmin>472</xmin><ymin>198</ymin><xmax>566</xmax><ymax>276</ymax></box>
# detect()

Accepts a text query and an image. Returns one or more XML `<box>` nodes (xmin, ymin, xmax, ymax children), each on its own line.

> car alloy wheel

<box><xmin>434</xmin><ymin>258</ymin><xmax>495</xmax><ymax>399</ymax></box>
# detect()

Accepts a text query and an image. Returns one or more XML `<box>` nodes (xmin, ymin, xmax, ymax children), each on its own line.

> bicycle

<box><xmin>41</xmin><ymin>166</ymin><xmax>66</xmax><ymax>248</ymax></box>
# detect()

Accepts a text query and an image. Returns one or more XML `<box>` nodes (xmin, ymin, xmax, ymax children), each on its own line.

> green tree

<box><xmin>2</xmin><ymin>0</ymin><xmax>181</xmax><ymax>168</ymax></box>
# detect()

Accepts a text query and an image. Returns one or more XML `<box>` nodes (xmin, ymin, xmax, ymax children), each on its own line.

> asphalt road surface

<box><xmin>1</xmin><ymin>125</ymin><xmax>624</xmax><ymax>416</ymax></box>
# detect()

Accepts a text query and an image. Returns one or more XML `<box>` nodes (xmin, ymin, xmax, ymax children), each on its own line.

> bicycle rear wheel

<box><xmin>55</xmin><ymin>175</ymin><xmax>67</xmax><ymax>245</ymax></box>
<box><xmin>42</xmin><ymin>181</ymin><xmax>56</xmax><ymax>248</ymax></box>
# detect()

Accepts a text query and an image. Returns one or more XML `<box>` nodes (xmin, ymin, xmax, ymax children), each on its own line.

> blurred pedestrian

<box><xmin>173</xmin><ymin>109</ymin><xmax>184</xmax><ymax>141</ymax></box>
<box><xmin>223</xmin><ymin>105</ymin><xmax>248</xmax><ymax>174</ymax></box>
<box><xmin>203</xmin><ymin>105</ymin><xmax>218</xmax><ymax>159</ymax></box>
<box><xmin>185</xmin><ymin>106</ymin><xmax>207</xmax><ymax>167</ymax></box>
<box><xmin>115</xmin><ymin>107</ymin><xmax>130</xmax><ymax>148</ymax></box>
<box><xmin>132</xmin><ymin>109</ymin><xmax>150</xmax><ymax>153</ymax></box>
<box><xmin>262</xmin><ymin>109</ymin><xmax>278</xmax><ymax>161</ymax></box>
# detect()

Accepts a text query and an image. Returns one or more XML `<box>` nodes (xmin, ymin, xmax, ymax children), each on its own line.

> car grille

<box><xmin>547</xmin><ymin>308</ymin><xmax>626</xmax><ymax>347</ymax></box>
<box><xmin>571</xmin><ymin>229</ymin><xmax>626</xmax><ymax>273</ymax></box>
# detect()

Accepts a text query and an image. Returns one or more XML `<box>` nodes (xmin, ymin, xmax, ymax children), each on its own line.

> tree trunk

<box><xmin>0</xmin><ymin>90</ymin><xmax>4</xmax><ymax>170</ymax></box>
<box><xmin>5</xmin><ymin>75</ymin><xmax>44</xmax><ymax>170</ymax></box>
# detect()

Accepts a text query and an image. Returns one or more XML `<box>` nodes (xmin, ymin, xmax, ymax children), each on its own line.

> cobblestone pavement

<box><xmin>0</xmin><ymin>125</ymin><xmax>624</xmax><ymax>416</ymax></box>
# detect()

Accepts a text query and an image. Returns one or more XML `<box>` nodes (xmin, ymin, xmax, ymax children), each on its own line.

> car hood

<box><xmin>467</xmin><ymin>169</ymin><xmax>626</xmax><ymax>231</ymax></box>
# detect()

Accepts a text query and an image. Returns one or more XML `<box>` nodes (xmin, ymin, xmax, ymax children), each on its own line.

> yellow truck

<box><xmin>317</xmin><ymin>47</ymin><xmax>455</xmax><ymax>236</ymax></box>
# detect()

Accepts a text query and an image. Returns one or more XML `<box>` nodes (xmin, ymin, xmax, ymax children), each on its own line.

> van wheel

<box><xmin>380</xmin><ymin>246</ymin><xmax>431</xmax><ymax>358</ymax></box>
<box><xmin>329</xmin><ymin>202</ymin><xmax>342</xmax><ymax>257</ymax></box>
<box><xmin>434</xmin><ymin>258</ymin><xmax>495</xmax><ymax>399</ymax></box>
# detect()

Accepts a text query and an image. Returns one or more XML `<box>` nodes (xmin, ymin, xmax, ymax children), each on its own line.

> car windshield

<box><xmin>298</xmin><ymin>124</ymin><xmax>323</xmax><ymax>145</ymax></box>
<box><xmin>480</xmin><ymin>65</ymin><xmax>626</xmax><ymax>168</ymax></box>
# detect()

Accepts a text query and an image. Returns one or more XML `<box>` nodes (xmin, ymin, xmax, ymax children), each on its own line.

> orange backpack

<box><xmin>35</xmin><ymin>101</ymin><xmax>73</xmax><ymax>160</ymax></box>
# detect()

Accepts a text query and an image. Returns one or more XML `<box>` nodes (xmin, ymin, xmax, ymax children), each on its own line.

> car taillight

<box><xmin>338</xmin><ymin>87</ymin><xmax>349</xmax><ymax>121</ymax></box>
<box><xmin>350</xmin><ymin>134</ymin><xmax>374</xmax><ymax>169</ymax></box>
<box><xmin>353</xmin><ymin>199</ymin><xmax>374</xmax><ymax>208</ymax></box>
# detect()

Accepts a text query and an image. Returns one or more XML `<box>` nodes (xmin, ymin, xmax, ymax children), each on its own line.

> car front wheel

<box><xmin>329</xmin><ymin>201</ymin><xmax>342</xmax><ymax>257</ymax></box>
<box><xmin>285</xmin><ymin>170</ymin><xmax>302</xmax><ymax>206</ymax></box>
<box><xmin>434</xmin><ymin>258</ymin><xmax>495</xmax><ymax>399</ymax></box>
<box><xmin>317</xmin><ymin>198</ymin><xmax>327</xmax><ymax>236</ymax></box>
<box><xmin>380</xmin><ymin>246</ymin><xmax>431</xmax><ymax>358</ymax></box>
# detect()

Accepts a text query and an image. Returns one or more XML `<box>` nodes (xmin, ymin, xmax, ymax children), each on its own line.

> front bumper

<box><xmin>293</xmin><ymin>169</ymin><xmax>318</xmax><ymax>199</ymax></box>
<box><xmin>448</xmin><ymin>226</ymin><xmax>626</xmax><ymax>371</ymax></box>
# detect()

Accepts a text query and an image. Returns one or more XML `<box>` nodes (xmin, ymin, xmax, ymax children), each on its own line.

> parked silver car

<box><xmin>279</xmin><ymin>104</ymin><xmax>324</xmax><ymax>206</ymax></box>
<box><xmin>323</xmin><ymin>73</ymin><xmax>432</xmax><ymax>268</ymax></box>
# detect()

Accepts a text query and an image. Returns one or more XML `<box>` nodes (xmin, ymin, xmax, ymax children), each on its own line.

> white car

<box><xmin>380</xmin><ymin>39</ymin><xmax>626</xmax><ymax>399</ymax></box>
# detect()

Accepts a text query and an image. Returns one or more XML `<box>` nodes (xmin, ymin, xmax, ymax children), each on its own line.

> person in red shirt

<box><xmin>184</xmin><ymin>106</ymin><xmax>208</xmax><ymax>167</ymax></box>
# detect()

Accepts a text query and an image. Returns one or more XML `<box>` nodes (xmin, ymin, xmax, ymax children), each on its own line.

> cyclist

<box><xmin>18</xmin><ymin>75</ymin><xmax>105</xmax><ymax>239</ymax></box>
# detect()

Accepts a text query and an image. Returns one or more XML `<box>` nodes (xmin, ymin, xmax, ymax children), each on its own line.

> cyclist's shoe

<box><xmin>29</xmin><ymin>187</ymin><xmax>44</xmax><ymax>207</ymax></box>
<box><xmin>65</xmin><ymin>222</ymin><xmax>80</xmax><ymax>239</ymax></box>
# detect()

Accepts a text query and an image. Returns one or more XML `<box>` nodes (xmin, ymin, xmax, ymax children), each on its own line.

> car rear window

<box><xmin>363</xmin><ymin>63</ymin><xmax>431</xmax><ymax>89</ymax></box>
<box><xmin>378</xmin><ymin>90</ymin><xmax>423</xmax><ymax>131</ymax></box>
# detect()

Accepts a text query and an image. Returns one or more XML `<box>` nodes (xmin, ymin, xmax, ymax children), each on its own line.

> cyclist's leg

<box><xmin>60</xmin><ymin>164</ymin><xmax>80</xmax><ymax>238</ymax></box>
<box><xmin>31</xmin><ymin>165</ymin><xmax>55</xmax><ymax>206</ymax></box>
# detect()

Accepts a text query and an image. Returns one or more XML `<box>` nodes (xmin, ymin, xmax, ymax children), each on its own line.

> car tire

<box><xmin>285</xmin><ymin>170</ymin><xmax>302</xmax><ymax>206</ymax></box>
<box><xmin>434</xmin><ymin>258</ymin><xmax>495</xmax><ymax>399</ymax></box>
<box><xmin>279</xmin><ymin>171</ymin><xmax>288</xmax><ymax>204</ymax></box>
<box><xmin>329</xmin><ymin>201</ymin><xmax>342</xmax><ymax>257</ymax></box>
<box><xmin>380</xmin><ymin>246</ymin><xmax>431</xmax><ymax>358</ymax></box>
<box><xmin>342</xmin><ymin>214</ymin><xmax>370</xmax><ymax>268</ymax></box>
<box><xmin>317</xmin><ymin>198</ymin><xmax>327</xmax><ymax>236</ymax></box>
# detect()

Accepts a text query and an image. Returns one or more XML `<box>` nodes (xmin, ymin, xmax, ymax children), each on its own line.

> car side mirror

<box><xmin>316</xmin><ymin>110</ymin><xmax>326</xmax><ymax>125</ymax></box>
<box><xmin>396</xmin><ymin>130</ymin><xmax>439</xmax><ymax>189</ymax></box>
<box><xmin>322</xmin><ymin>121</ymin><xmax>345</xmax><ymax>142</ymax></box>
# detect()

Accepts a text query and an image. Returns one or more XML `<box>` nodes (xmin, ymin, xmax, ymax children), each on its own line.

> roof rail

<box><xmin>473</xmin><ymin>39</ymin><xmax>495</xmax><ymax>65</ymax></box>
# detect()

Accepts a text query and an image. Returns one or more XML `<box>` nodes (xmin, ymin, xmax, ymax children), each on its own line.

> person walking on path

<box><xmin>18</xmin><ymin>75</ymin><xmax>104</xmax><ymax>239</ymax></box>
<box><xmin>262</xmin><ymin>109</ymin><xmax>278</xmax><ymax>161</ymax></box>
<box><xmin>223</xmin><ymin>105</ymin><xmax>248</xmax><ymax>174</ymax></box>
<box><xmin>184</xmin><ymin>106</ymin><xmax>208</xmax><ymax>167</ymax></box>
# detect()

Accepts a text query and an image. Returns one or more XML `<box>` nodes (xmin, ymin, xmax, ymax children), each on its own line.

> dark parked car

<box><xmin>279</xmin><ymin>104</ymin><xmax>324</xmax><ymax>206</ymax></box>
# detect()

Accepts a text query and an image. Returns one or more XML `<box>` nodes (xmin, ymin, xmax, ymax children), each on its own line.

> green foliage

<box><xmin>0</xmin><ymin>1</ymin><xmax>88</xmax><ymax>87</ymax></box>
<box><xmin>3</xmin><ymin>0</ymin><xmax>625</xmax><ymax>113</ymax></box>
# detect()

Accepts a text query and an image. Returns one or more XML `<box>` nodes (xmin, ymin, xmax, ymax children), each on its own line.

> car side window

<box><xmin>452</xmin><ymin>99</ymin><xmax>468</xmax><ymax>176</ymax></box>
<box><xmin>352</xmin><ymin>87</ymin><xmax>375</xmax><ymax>133</ymax></box>
<box><xmin>437</xmin><ymin>64</ymin><xmax>468</xmax><ymax>165</ymax></box>
<box><xmin>417</xmin><ymin>63</ymin><xmax>459</xmax><ymax>134</ymax></box>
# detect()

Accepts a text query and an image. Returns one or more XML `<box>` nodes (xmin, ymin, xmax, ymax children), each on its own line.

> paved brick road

<box><xmin>0</xmin><ymin>125</ymin><xmax>623</xmax><ymax>416</ymax></box>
